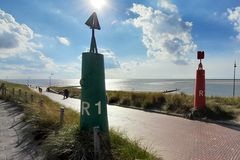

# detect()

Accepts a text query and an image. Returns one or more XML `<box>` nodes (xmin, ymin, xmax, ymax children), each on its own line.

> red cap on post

<box><xmin>197</xmin><ymin>51</ymin><xmax>204</xmax><ymax>60</ymax></box>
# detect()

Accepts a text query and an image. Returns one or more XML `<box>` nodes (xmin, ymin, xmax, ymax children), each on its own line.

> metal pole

<box><xmin>49</xmin><ymin>76</ymin><xmax>51</xmax><ymax>87</ymax></box>
<box><xmin>233</xmin><ymin>61</ymin><xmax>237</xmax><ymax>97</ymax></box>
<box><xmin>90</xmin><ymin>29</ymin><xmax>95</xmax><ymax>53</ymax></box>
<box><xmin>49</xmin><ymin>73</ymin><xmax>54</xmax><ymax>87</ymax></box>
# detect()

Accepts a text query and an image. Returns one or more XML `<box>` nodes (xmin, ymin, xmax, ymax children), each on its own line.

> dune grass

<box><xmin>206</xmin><ymin>96</ymin><xmax>240</xmax><ymax>121</ymax></box>
<box><xmin>50</xmin><ymin>86</ymin><xmax>240</xmax><ymax>121</ymax></box>
<box><xmin>0</xmin><ymin>81</ymin><xmax>159</xmax><ymax>160</ymax></box>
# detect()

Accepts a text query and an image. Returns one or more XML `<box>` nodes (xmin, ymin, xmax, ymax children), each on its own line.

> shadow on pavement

<box><xmin>196</xmin><ymin>118</ymin><xmax>240</xmax><ymax>132</ymax></box>
<box><xmin>2</xmin><ymin>100</ymin><xmax>44</xmax><ymax>160</ymax></box>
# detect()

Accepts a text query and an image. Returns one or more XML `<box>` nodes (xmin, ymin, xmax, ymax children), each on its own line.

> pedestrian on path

<box><xmin>63</xmin><ymin>89</ymin><xmax>69</xmax><ymax>99</ymax></box>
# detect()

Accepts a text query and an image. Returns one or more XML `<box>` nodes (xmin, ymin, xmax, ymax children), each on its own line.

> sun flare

<box><xmin>90</xmin><ymin>0</ymin><xmax>106</xmax><ymax>10</ymax></box>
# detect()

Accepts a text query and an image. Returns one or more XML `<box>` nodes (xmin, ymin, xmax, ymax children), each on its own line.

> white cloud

<box><xmin>50</xmin><ymin>8</ymin><xmax>79</xmax><ymax>25</ymax></box>
<box><xmin>57</xmin><ymin>36</ymin><xmax>71</xmax><ymax>46</ymax></box>
<box><xmin>0</xmin><ymin>63</ymin><xmax>38</xmax><ymax>72</ymax></box>
<box><xmin>111</xmin><ymin>20</ymin><xmax>118</xmax><ymax>25</ymax></box>
<box><xmin>157</xmin><ymin>0</ymin><xmax>177</xmax><ymax>13</ymax></box>
<box><xmin>0</xmin><ymin>9</ymin><xmax>80</xmax><ymax>78</ymax></box>
<box><xmin>125</xmin><ymin>2</ymin><xmax>196</xmax><ymax>65</ymax></box>
<box><xmin>38</xmin><ymin>52</ymin><xmax>58</xmax><ymax>70</ymax></box>
<box><xmin>59</xmin><ymin>63</ymin><xmax>80</xmax><ymax>74</ymax></box>
<box><xmin>99</xmin><ymin>48</ymin><xmax>120</xmax><ymax>69</ymax></box>
<box><xmin>0</xmin><ymin>51</ymin><xmax>81</xmax><ymax>79</ymax></box>
<box><xmin>0</xmin><ymin>9</ymin><xmax>41</xmax><ymax>58</ymax></box>
<box><xmin>227</xmin><ymin>7</ymin><xmax>240</xmax><ymax>40</ymax></box>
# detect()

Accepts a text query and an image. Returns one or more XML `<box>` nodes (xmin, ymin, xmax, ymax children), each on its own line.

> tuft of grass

<box><xmin>165</xmin><ymin>93</ymin><xmax>193</xmax><ymax>113</ymax></box>
<box><xmin>205</xmin><ymin>104</ymin><xmax>235</xmax><ymax>120</ymax></box>
<box><xmin>45</xmin><ymin>127</ymin><xmax>159</xmax><ymax>160</ymax></box>
<box><xmin>120</xmin><ymin>97</ymin><xmax>131</xmax><ymax>106</ymax></box>
<box><xmin>1</xmin><ymin>81</ymin><xmax>160</xmax><ymax>160</ymax></box>
<box><xmin>110</xmin><ymin>129</ymin><xmax>159</xmax><ymax>160</ymax></box>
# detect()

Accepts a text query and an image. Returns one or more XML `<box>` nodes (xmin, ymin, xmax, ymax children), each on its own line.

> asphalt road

<box><xmin>41</xmin><ymin>89</ymin><xmax>240</xmax><ymax>160</ymax></box>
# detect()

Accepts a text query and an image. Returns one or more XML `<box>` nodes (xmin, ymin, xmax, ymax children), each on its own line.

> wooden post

<box><xmin>39</xmin><ymin>99</ymin><xmax>44</xmax><ymax>107</ymax></box>
<box><xmin>60</xmin><ymin>107</ymin><xmax>64</xmax><ymax>126</ymax></box>
<box><xmin>94</xmin><ymin>126</ymin><xmax>101</xmax><ymax>160</ymax></box>
<box><xmin>31</xmin><ymin>94</ymin><xmax>34</xmax><ymax>103</ymax></box>
<box><xmin>12</xmin><ymin>88</ymin><xmax>15</xmax><ymax>96</ymax></box>
<box><xmin>4</xmin><ymin>88</ymin><xmax>7</xmax><ymax>96</ymax></box>
<box><xmin>24</xmin><ymin>92</ymin><xmax>28</xmax><ymax>102</ymax></box>
<box><xmin>19</xmin><ymin>89</ymin><xmax>22</xmax><ymax>96</ymax></box>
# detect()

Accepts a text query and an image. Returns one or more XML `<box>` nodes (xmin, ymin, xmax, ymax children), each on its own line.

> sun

<box><xmin>90</xmin><ymin>0</ymin><xmax>106</xmax><ymax>10</ymax></box>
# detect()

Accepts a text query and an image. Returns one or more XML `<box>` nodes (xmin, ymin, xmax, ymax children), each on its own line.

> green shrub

<box><xmin>166</xmin><ymin>94</ymin><xmax>182</xmax><ymax>111</ymax></box>
<box><xmin>237</xmin><ymin>104</ymin><xmax>240</xmax><ymax>109</ymax></box>
<box><xmin>131</xmin><ymin>93</ymin><xmax>145</xmax><ymax>108</ymax></box>
<box><xmin>207</xmin><ymin>96</ymin><xmax>240</xmax><ymax>106</ymax></box>
<box><xmin>132</xmin><ymin>101</ymin><xmax>142</xmax><ymax>108</ymax></box>
<box><xmin>152</xmin><ymin>95</ymin><xmax>166</xmax><ymax>108</ymax></box>
<box><xmin>206</xmin><ymin>103</ymin><xmax>235</xmax><ymax>120</ymax></box>
<box><xmin>120</xmin><ymin>97</ymin><xmax>131</xmax><ymax>106</ymax></box>
<box><xmin>142</xmin><ymin>100</ymin><xmax>153</xmax><ymax>109</ymax></box>
<box><xmin>108</xmin><ymin>96</ymin><xmax>120</xmax><ymax>104</ymax></box>
<box><xmin>165</xmin><ymin>93</ymin><xmax>192</xmax><ymax>113</ymax></box>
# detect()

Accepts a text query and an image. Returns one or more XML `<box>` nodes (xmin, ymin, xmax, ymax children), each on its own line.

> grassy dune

<box><xmin>50</xmin><ymin>86</ymin><xmax>240</xmax><ymax>121</ymax></box>
<box><xmin>0</xmin><ymin>81</ymin><xmax>159</xmax><ymax>160</ymax></box>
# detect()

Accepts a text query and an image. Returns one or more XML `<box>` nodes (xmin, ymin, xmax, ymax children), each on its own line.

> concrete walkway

<box><xmin>0</xmin><ymin>100</ymin><xmax>42</xmax><ymax>160</ymax></box>
<box><xmin>40</xmin><ymin>89</ymin><xmax>240</xmax><ymax>160</ymax></box>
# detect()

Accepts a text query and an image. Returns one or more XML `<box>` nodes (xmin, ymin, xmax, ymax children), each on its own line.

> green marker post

<box><xmin>80</xmin><ymin>12</ymin><xmax>109</xmax><ymax>133</ymax></box>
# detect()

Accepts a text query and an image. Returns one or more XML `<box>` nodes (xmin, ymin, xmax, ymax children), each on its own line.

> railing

<box><xmin>0</xmin><ymin>85</ymin><xmax>65</xmax><ymax>126</ymax></box>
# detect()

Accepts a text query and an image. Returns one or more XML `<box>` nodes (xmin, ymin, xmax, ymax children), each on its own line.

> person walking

<box><xmin>63</xmin><ymin>89</ymin><xmax>69</xmax><ymax>99</ymax></box>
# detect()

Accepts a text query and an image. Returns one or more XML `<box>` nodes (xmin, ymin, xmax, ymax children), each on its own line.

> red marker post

<box><xmin>194</xmin><ymin>51</ymin><xmax>206</xmax><ymax>110</ymax></box>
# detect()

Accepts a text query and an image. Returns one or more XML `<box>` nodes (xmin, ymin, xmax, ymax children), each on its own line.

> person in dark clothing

<box><xmin>63</xmin><ymin>89</ymin><xmax>69</xmax><ymax>99</ymax></box>
<box><xmin>38</xmin><ymin>87</ymin><xmax>42</xmax><ymax>93</ymax></box>
<box><xmin>65</xmin><ymin>89</ymin><xmax>69</xmax><ymax>98</ymax></box>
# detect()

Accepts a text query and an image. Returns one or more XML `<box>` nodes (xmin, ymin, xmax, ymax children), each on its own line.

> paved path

<box><xmin>0</xmin><ymin>100</ymin><xmax>43</xmax><ymax>160</ymax></box>
<box><xmin>41</xmin><ymin>89</ymin><xmax>240</xmax><ymax>160</ymax></box>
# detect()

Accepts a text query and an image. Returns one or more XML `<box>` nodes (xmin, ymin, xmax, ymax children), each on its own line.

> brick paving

<box><xmin>41</xmin><ymin>89</ymin><xmax>240</xmax><ymax>160</ymax></box>
<box><xmin>0</xmin><ymin>100</ymin><xmax>42</xmax><ymax>160</ymax></box>
<box><xmin>107</xmin><ymin>106</ymin><xmax>240</xmax><ymax>160</ymax></box>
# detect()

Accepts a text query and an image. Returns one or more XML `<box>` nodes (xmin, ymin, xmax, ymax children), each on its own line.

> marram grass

<box><xmin>50</xmin><ymin>86</ymin><xmax>240</xmax><ymax>121</ymax></box>
<box><xmin>0</xmin><ymin>81</ymin><xmax>159</xmax><ymax>160</ymax></box>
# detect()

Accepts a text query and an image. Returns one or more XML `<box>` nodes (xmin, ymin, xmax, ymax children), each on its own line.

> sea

<box><xmin>4</xmin><ymin>79</ymin><xmax>240</xmax><ymax>97</ymax></box>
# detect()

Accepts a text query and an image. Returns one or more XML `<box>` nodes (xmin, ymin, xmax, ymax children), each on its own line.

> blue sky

<box><xmin>0</xmin><ymin>0</ymin><xmax>240</xmax><ymax>79</ymax></box>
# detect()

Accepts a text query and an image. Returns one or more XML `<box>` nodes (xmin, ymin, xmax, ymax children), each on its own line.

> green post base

<box><xmin>80</xmin><ymin>52</ymin><xmax>109</xmax><ymax>133</ymax></box>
